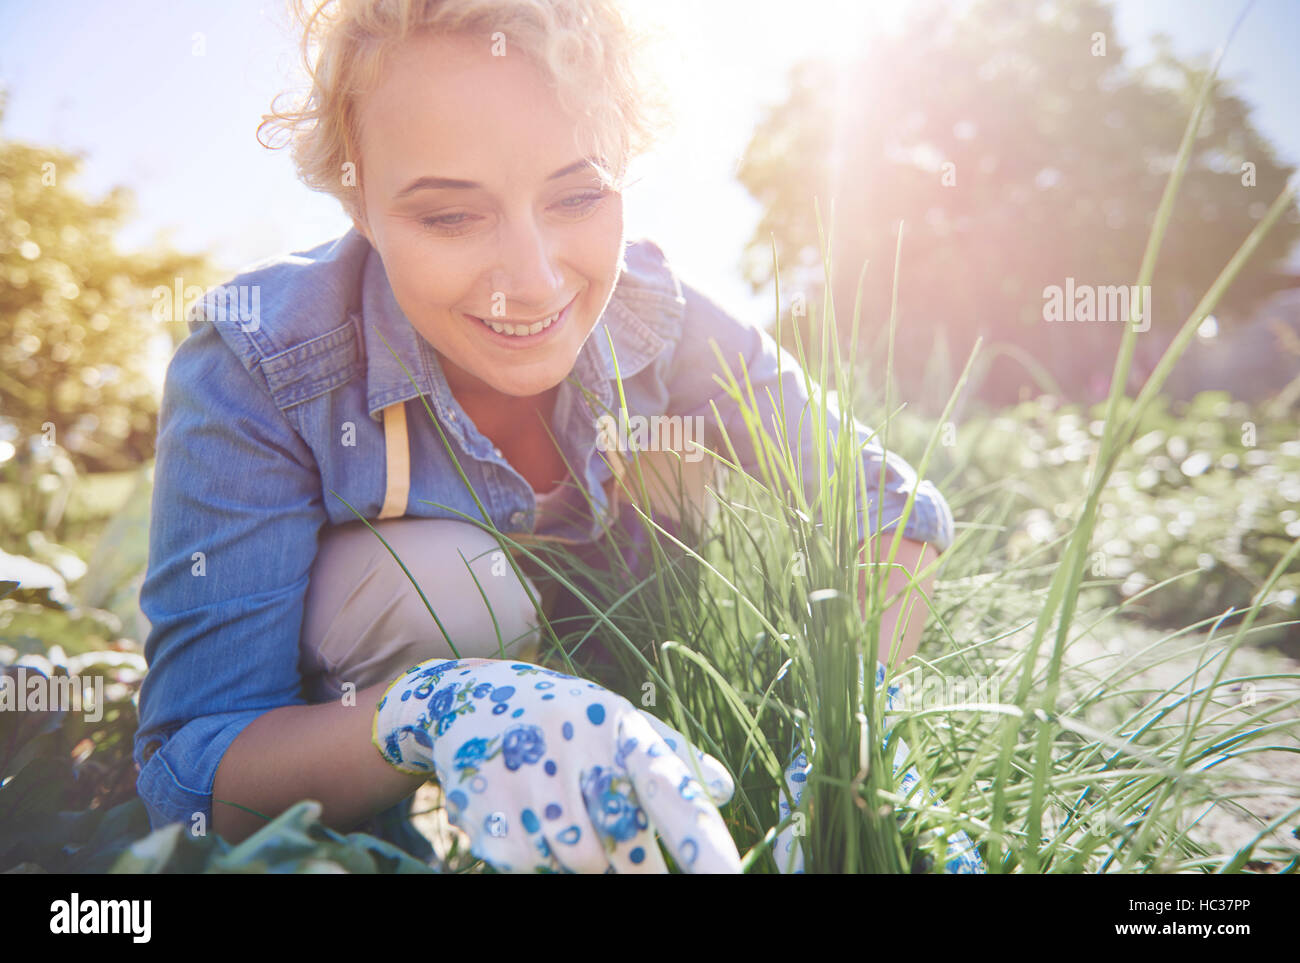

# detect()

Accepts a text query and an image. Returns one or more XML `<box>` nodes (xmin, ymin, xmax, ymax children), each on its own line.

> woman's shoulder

<box><xmin>612</xmin><ymin>237</ymin><xmax>687</xmax><ymax>323</ymax></box>
<box><xmin>171</xmin><ymin>229</ymin><xmax>372</xmax><ymax>424</ymax></box>
<box><xmin>603</xmin><ymin>236</ymin><xmax>696</xmax><ymax>372</ymax></box>
<box><xmin>184</xmin><ymin>227</ymin><xmax>370</xmax><ymax>369</ymax></box>
<box><xmin>613</xmin><ymin>237</ymin><xmax>759</xmax><ymax>343</ymax></box>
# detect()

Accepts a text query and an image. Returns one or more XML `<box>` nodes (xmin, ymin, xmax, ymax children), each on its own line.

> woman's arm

<box><xmin>135</xmin><ymin>305</ymin><xmax>392</xmax><ymax>838</ymax></box>
<box><xmin>211</xmin><ymin>680</ymin><xmax>426</xmax><ymax>843</ymax></box>
<box><xmin>857</xmin><ymin>535</ymin><xmax>937</xmax><ymax>668</ymax></box>
<box><xmin>636</xmin><ymin>240</ymin><xmax>954</xmax><ymax>667</ymax></box>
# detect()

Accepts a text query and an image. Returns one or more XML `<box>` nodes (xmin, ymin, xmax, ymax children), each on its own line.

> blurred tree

<box><xmin>0</xmin><ymin>95</ymin><xmax>211</xmax><ymax>474</ymax></box>
<box><xmin>737</xmin><ymin>0</ymin><xmax>1299</xmax><ymax>409</ymax></box>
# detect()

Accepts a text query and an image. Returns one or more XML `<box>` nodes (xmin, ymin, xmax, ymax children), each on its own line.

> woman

<box><xmin>132</xmin><ymin>0</ymin><xmax>966</xmax><ymax>873</ymax></box>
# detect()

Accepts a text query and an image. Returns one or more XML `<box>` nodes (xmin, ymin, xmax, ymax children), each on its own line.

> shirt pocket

<box><xmin>258</xmin><ymin>319</ymin><xmax>363</xmax><ymax>422</ymax></box>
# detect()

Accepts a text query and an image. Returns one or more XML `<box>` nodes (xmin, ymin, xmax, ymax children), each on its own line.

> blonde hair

<box><xmin>258</xmin><ymin>0</ymin><xmax>672</xmax><ymax>223</ymax></box>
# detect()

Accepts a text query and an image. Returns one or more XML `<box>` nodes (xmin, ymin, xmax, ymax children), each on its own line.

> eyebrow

<box><xmin>394</xmin><ymin>158</ymin><xmax>597</xmax><ymax>199</ymax></box>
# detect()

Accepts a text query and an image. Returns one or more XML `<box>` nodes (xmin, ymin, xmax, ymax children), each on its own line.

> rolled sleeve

<box><xmin>664</xmin><ymin>278</ymin><xmax>954</xmax><ymax>553</ymax></box>
<box><xmin>134</xmin><ymin>314</ymin><xmax>327</xmax><ymax>832</ymax></box>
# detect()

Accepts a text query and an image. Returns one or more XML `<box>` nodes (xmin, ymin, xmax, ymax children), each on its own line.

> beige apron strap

<box><xmin>378</xmin><ymin>400</ymin><xmax>411</xmax><ymax>520</ymax></box>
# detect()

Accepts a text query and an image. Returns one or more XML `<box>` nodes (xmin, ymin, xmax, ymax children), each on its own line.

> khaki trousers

<box><xmin>297</xmin><ymin>444</ymin><xmax>719</xmax><ymax>704</ymax></box>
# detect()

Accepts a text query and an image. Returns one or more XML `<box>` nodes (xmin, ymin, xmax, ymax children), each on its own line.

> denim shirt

<box><xmin>132</xmin><ymin>227</ymin><xmax>954</xmax><ymax>832</ymax></box>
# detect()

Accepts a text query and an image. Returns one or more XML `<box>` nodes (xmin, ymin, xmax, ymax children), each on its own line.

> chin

<box><xmin>483</xmin><ymin>367</ymin><xmax>565</xmax><ymax>398</ymax></box>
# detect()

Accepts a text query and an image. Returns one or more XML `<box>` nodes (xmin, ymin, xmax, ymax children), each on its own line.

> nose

<box><xmin>489</xmin><ymin>215</ymin><xmax>564</xmax><ymax>316</ymax></box>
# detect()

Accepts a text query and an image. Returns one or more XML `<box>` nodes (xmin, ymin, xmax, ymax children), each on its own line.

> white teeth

<box><xmin>481</xmin><ymin>312</ymin><xmax>558</xmax><ymax>336</ymax></box>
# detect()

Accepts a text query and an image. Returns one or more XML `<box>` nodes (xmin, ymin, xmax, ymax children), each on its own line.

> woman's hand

<box><xmin>373</xmin><ymin>657</ymin><xmax>742</xmax><ymax>873</ymax></box>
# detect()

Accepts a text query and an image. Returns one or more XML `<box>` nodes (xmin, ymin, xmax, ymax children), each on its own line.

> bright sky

<box><xmin>2</xmin><ymin>0</ymin><xmax>1297</xmax><ymax>333</ymax></box>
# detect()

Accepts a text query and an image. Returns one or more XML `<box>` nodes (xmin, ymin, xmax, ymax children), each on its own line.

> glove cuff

<box><xmin>372</xmin><ymin>662</ymin><xmax>444</xmax><ymax>776</ymax></box>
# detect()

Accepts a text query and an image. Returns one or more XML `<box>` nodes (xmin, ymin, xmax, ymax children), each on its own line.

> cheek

<box><xmin>386</xmin><ymin>238</ymin><xmax>474</xmax><ymax>312</ymax></box>
<box><xmin>577</xmin><ymin>202</ymin><xmax>626</xmax><ymax>288</ymax></box>
<box><xmin>596</xmin><ymin>195</ymin><xmax>625</xmax><ymax>248</ymax></box>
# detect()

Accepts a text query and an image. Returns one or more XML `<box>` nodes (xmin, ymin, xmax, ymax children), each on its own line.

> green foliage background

<box><xmin>737</xmin><ymin>0</ymin><xmax>1300</xmax><ymax>407</ymax></box>
<box><xmin>0</xmin><ymin>98</ymin><xmax>210</xmax><ymax>476</ymax></box>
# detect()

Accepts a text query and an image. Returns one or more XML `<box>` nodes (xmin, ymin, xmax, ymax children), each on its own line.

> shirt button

<box><xmin>509</xmin><ymin>510</ymin><xmax>527</xmax><ymax>528</ymax></box>
<box><xmin>493</xmin><ymin>447</ymin><xmax>503</xmax><ymax>458</ymax></box>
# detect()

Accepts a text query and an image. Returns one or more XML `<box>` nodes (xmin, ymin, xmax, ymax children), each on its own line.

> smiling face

<box><xmin>351</xmin><ymin>29</ymin><xmax>627</xmax><ymax>405</ymax></box>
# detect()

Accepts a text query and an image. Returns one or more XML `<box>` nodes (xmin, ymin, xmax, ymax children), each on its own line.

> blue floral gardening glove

<box><xmin>774</xmin><ymin>659</ymin><xmax>985</xmax><ymax>874</ymax></box>
<box><xmin>373</xmin><ymin>657</ymin><xmax>742</xmax><ymax>873</ymax></box>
